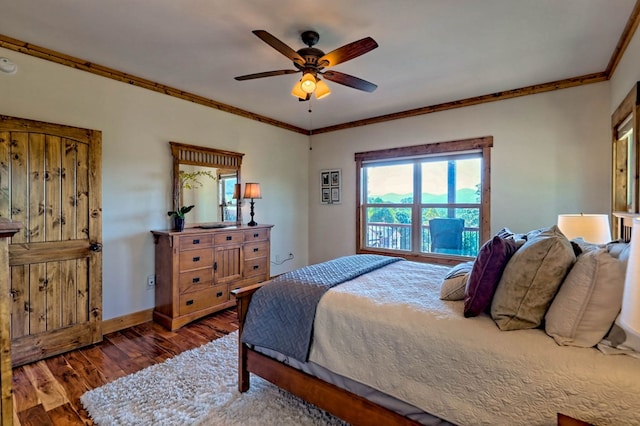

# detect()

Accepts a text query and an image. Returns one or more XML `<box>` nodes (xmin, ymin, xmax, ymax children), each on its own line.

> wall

<box><xmin>0</xmin><ymin>47</ymin><xmax>309</xmax><ymax>320</ymax></box>
<box><xmin>308</xmin><ymin>83</ymin><xmax>611</xmax><ymax>263</ymax></box>
<box><xmin>610</xmin><ymin>25</ymin><xmax>640</xmax><ymax>111</ymax></box>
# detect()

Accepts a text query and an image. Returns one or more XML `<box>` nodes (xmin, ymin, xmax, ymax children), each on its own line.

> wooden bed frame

<box><xmin>232</xmin><ymin>283</ymin><xmax>591</xmax><ymax>426</ymax></box>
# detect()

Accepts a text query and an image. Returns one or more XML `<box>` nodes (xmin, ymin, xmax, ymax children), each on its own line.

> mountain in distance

<box><xmin>373</xmin><ymin>188</ymin><xmax>478</xmax><ymax>203</ymax></box>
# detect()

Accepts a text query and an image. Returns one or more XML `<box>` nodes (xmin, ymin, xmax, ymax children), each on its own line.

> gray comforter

<box><xmin>241</xmin><ymin>254</ymin><xmax>402</xmax><ymax>361</ymax></box>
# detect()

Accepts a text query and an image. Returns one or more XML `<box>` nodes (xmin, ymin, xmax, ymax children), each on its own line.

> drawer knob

<box><xmin>253</xmin><ymin>265</ymin><xmax>259</xmax><ymax>270</ymax></box>
<box><xmin>192</xmin><ymin>277</ymin><xmax>200</xmax><ymax>283</ymax></box>
<box><xmin>186</xmin><ymin>300</ymin><xmax>194</xmax><ymax>306</ymax></box>
<box><xmin>193</xmin><ymin>256</ymin><xmax>200</xmax><ymax>262</ymax></box>
<box><xmin>253</xmin><ymin>247</ymin><xmax>259</xmax><ymax>252</ymax></box>
<box><xmin>193</xmin><ymin>239</ymin><xmax>200</xmax><ymax>244</ymax></box>
<box><xmin>253</xmin><ymin>233</ymin><xmax>259</xmax><ymax>238</ymax></box>
<box><xmin>216</xmin><ymin>291</ymin><xmax>223</xmax><ymax>298</ymax></box>
<box><xmin>226</xmin><ymin>235</ymin><xmax>232</xmax><ymax>241</ymax></box>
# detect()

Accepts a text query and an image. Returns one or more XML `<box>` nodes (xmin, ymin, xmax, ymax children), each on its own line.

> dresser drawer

<box><xmin>178</xmin><ymin>234</ymin><xmax>213</xmax><ymax>251</ymax></box>
<box><xmin>179</xmin><ymin>284</ymin><xmax>229</xmax><ymax>315</ymax></box>
<box><xmin>244</xmin><ymin>228</ymin><xmax>269</xmax><ymax>242</ymax></box>
<box><xmin>243</xmin><ymin>240</ymin><xmax>268</xmax><ymax>260</ymax></box>
<box><xmin>244</xmin><ymin>257</ymin><xmax>268</xmax><ymax>278</ymax></box>
<box><xmin>213</xmin><ymin>231</ymin><xmax>243</xmax><ymax>246</ymax></box>
<box><xmin>179</xmin><ymin>269</ymin><xmax>214</xmax><ymax>294</ymax></box>
<box><xmin>179</xmin><ymin>248</ymin><xmax>213</xmax><ymax>272</ymax></box>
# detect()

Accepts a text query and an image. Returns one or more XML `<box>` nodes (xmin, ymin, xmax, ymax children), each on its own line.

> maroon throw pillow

<box><xmin>464</xmin><ymin>235</ymin><xmax>518</xmax><ymax>317</ymax></box>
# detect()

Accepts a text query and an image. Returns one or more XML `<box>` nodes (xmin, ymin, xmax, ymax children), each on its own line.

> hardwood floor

<box><xmin>11</xmin><ymin>308</ymin><xmax>239</xmax><ymax>425</ymax></box>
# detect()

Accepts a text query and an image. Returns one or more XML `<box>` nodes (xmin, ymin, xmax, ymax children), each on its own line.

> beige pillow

<box><xmin>545</xmin><ymin>248</ymin><xmax>626</xmax><ymax>347</ymax></box>
<box><xmin>440</xmin><ymin>261</ymin><xmax>473</xmax><ymax>301</ymax></box>
<box><xmin>491</xmin><ymin>225</ymin><xmax>576</xmax><ymax>330</ymax></box>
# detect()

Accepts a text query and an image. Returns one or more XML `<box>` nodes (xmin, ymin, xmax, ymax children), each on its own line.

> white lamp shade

<box><xmin>619</xmin><ymin>218</ymin><xmax>640</xmax><ymax>345</ymax></box>
<box><xmin>557</xmin><ymin>214</ymin><xmax>612</xmax><ymax>244</ymax></box>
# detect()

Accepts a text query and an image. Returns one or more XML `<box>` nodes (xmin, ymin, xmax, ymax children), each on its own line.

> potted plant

<box><xmin>168</xmin><ymin>169</ymin><xmax>216</xmax><ymax>231</ymax></box>
<box><xmin>167</xmin><ymin>205</ymin><xmax>194</xmax><ymax>231</ymax></box>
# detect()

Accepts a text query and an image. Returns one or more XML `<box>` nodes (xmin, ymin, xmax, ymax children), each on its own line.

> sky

<box><xmin>367</xmin><ymin>158</ymin><xmax>480</xmax><ymax>196</ymax></box>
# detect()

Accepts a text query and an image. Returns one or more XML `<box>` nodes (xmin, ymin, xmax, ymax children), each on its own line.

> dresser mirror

<box><xmin>170</xmin><ymin>141</ymin><xmax>244</xmax><ymax>227</ymax></box>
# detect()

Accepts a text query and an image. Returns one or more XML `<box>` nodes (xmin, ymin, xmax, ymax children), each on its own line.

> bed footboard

<box><xmin>232</xmin><ymin>282</ymin><xmax>268</xmax><ymax>392</ymax></box>
<box><xmin>232</xmin><ymin>281</ymin><xmax>421</xmax><ymax>426</ymax></box>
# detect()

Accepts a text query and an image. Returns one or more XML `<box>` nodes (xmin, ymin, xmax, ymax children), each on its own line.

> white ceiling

<box><xmin>0</xmin><ymin>0</ymin><xmax>636</xmax><ymax>130</ymax></box>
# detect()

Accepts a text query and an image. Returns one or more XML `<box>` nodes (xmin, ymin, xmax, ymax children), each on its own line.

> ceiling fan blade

<box><xmin>253</xmin><ymin>30</ymin><xmax>305</xmax><ymax>66</ymax></box>
<box><xmin>318</xmin><ymin>37</ymin><xmax>378</xmax><ymax>68</ymax></box>
<box><xmin>234</xmin><ymin>69</ymin><xmax>299</xmax><ymax>81</ymax></box>
<box><xmin>322</xmin><ymin>70</ymin><xmax>377</xmax><ymax>93</ymax></box>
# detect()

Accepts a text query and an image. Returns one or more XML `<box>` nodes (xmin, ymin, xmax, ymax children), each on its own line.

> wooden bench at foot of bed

<box><xmin>233</xmin><ymin>283</ymin><xmax>595</xmax><ymax>426</ymax></box>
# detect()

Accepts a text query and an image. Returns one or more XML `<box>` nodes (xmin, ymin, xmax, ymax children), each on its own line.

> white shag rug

<box><xmin>81</xmin><ymin>332</ymin><xmax>346</xmax><ymax>425</ymax></box>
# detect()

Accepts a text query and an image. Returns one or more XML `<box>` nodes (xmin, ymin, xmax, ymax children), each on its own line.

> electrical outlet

<box><xmin>147</xmin><ymin>275</ymin><xmax>155</xmax><ymax>287</ymax></box>
<box><xmin>275</xmin><ymin>254</ymin><xmax>282</xmax><ymax>262</ymax></box>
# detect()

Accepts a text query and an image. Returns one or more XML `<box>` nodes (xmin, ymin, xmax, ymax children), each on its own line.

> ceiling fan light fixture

<box><xmin>300</xmin><ymin>72</ymin><xmax>316</xmax><ymax>94</ymax></box>
<box><xmin>315</xmin><ymin>79</ymin><xmax>331</xmax><ymax>99</ymax></box>
<box><xmin>291</xmin><ymin>80</ymin><xmax>307</xmax><ymax>99</ymax></box>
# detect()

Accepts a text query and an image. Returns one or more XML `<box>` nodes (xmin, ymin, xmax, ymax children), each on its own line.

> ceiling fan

<box><xmin>234</xmin><ymin>30</ymin><xmax>378</xmax><ymax>101</ymax></box>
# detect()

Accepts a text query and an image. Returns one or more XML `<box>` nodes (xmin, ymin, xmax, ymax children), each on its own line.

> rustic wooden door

<box><xmin>0</xmin><ymin>116</ymin><xmax>102</xmax><ymax>367</ymax></box>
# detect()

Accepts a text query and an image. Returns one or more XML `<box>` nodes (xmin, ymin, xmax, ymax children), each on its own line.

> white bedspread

<box><xmin>308</xmin><ymin>261</ymin><xmax>640</xmax><ymax>426</ymax></box>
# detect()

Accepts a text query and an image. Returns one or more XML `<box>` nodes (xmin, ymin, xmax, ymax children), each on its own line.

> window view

<box><xmin>219</xmin><ymin>174</ymin><xmax>238</xmax><ymax>221</ymax></box>
<box><xmin>356</xmin><ymin>137</ymin><xmax>492</xmax><ymax>261</ymax></box>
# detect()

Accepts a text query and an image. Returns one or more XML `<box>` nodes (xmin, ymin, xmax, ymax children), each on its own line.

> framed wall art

<box><xmin>320</xmin><ymin>169</ymin><xmax>341</xmax><ymax>204</ymax></box>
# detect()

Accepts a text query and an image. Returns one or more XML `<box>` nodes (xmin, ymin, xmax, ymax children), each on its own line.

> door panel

<box><xmin>0</xmin><ymin>115</ymin><xmax>102</xmax><ymax>367</ymax></box>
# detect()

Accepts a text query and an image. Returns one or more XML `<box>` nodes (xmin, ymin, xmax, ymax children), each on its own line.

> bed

<box><xmin>233</xmin><ymin>234</ymin><xmax>640</xmax><ymax>426</ymax></box>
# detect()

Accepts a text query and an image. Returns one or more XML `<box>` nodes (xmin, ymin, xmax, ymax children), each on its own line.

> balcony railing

<box><xmin>366</xmin><ymin>222</ymin><xmax>479</xmax><ymax>256</ymax></box>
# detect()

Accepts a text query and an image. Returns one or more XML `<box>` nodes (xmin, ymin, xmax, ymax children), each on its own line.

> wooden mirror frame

<box><xmin>170</xmin><ymin>141</ymin><xmax>245</xmax><ymax>226</ymax></box>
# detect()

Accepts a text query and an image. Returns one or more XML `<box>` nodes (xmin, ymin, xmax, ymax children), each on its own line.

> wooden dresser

<box><xmin>151</xmin><ymin>224</ymin><xmax>273</xmax><ymax>330</ymax></box>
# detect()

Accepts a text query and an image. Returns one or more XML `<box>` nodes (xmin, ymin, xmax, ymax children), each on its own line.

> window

<box><xmin>219</xmin><ymin>173</ymin><xmax>238</xmax><ymax>221</ymax></box>
<box><xmin>355</xmin><ymin>137</ymin><xmax>492</xmax><ymax>263</ymax></box>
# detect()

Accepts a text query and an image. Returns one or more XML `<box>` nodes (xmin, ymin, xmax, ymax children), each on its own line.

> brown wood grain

<box><xmin>46</xmin><ymin>403</ymin><xmax>85</xmax><ymax>426</ymax></box>
<box><xmin>0</xmin><ymin>132</ymin><xmax>9</xmax><ymax>221</ymax></box>
<box><xmin>151</xmin><ymin>225</ymin><xmax>271</xmax><ymax>330</ymax></box>
<box><xmin>15</xmin><ymin>404</ymin><xmax>53</xmax><ymax>426</ymax></box>
<box><xmin>10</xmin><ymin>133</ymin><xmax>28</xmax><ymax>244</ymax></box>
<box><xmin>10</xmin><ymin>310</ymin><xmax>237</xmax><ymax>424</ymax></box>
<box><xmin>1</xmin><ymin>221</ymin><xmax>21</xmax><ymax>426</ymax></box>
<box><xmin>2</xmin><ymin>117</ymin><xmax>103</xmax><ymax>368</ymax></box>
<box><xmin>605</xmin><ymin>0</ymin><xmax>640</xmax><ymax>78</ymax></box>
<box><xmin>10</xmin><ymin>367</ymin><xmax>38</xmax><ymax>415</ymax></box>
<box><xmin>22</xmin><ymin>361</ymin><xmax>68</xmax><ymax>411</ymax></box>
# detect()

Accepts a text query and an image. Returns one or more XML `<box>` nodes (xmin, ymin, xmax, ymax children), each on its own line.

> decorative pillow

<box><xmin>491</xmin><ymin>225</ymin><xmax>576</xmax><ymax>330</ymax></box>
<box><xmin>464</xmin><ymin>235</ymin><xmax>518</xmax><ymax>317</ymax></box>
<box><xmin>440</xmin><ymin>261</ymin><xmax>474</xmax><ymax>301</ymax></box>
<box><xmin>572</xmin><ymin>237</ymin><xmax>602</xmax><ymax>254</ymax></box>
<box><xmin>607</xmin><ymin>241</ymin><xmax>631</xmax><ymax>262</ymax></box>
<box><xmin>496</xmin><ymin>227</ymin><xmax>527</xmax><ymax>247</ymax></box>
<box><xmin>545</xmin><ymin>248</ymin><xmax>626</xmax><ymax>347</ymax></box>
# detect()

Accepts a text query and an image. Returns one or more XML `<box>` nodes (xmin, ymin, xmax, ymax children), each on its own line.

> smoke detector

<box><xmin>0</xmin><ymin>57</ymin><xmax>17</xmax><ymax>74</ymax></box>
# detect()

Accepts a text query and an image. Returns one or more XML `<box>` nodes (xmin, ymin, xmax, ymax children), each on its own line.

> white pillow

<box><xmin>545</xmin><ymin>248</ymin><xmax>626</xmax><ymax>347</ymax></box>
<box><xmin>439</xmin><ymin>261</ymin><xmax>473</xmax><ymax>301</ymax></box>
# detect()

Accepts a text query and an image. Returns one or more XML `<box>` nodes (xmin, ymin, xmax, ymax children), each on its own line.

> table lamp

<box><xmin>244</xmin><ymin>183</ymin><xmax>262</xmax><ymax>227</ymax></box>
<box><xmin>557</xmin><ymin>213</ymin><xmax>612</xmax><ymax>244</ymax></box>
